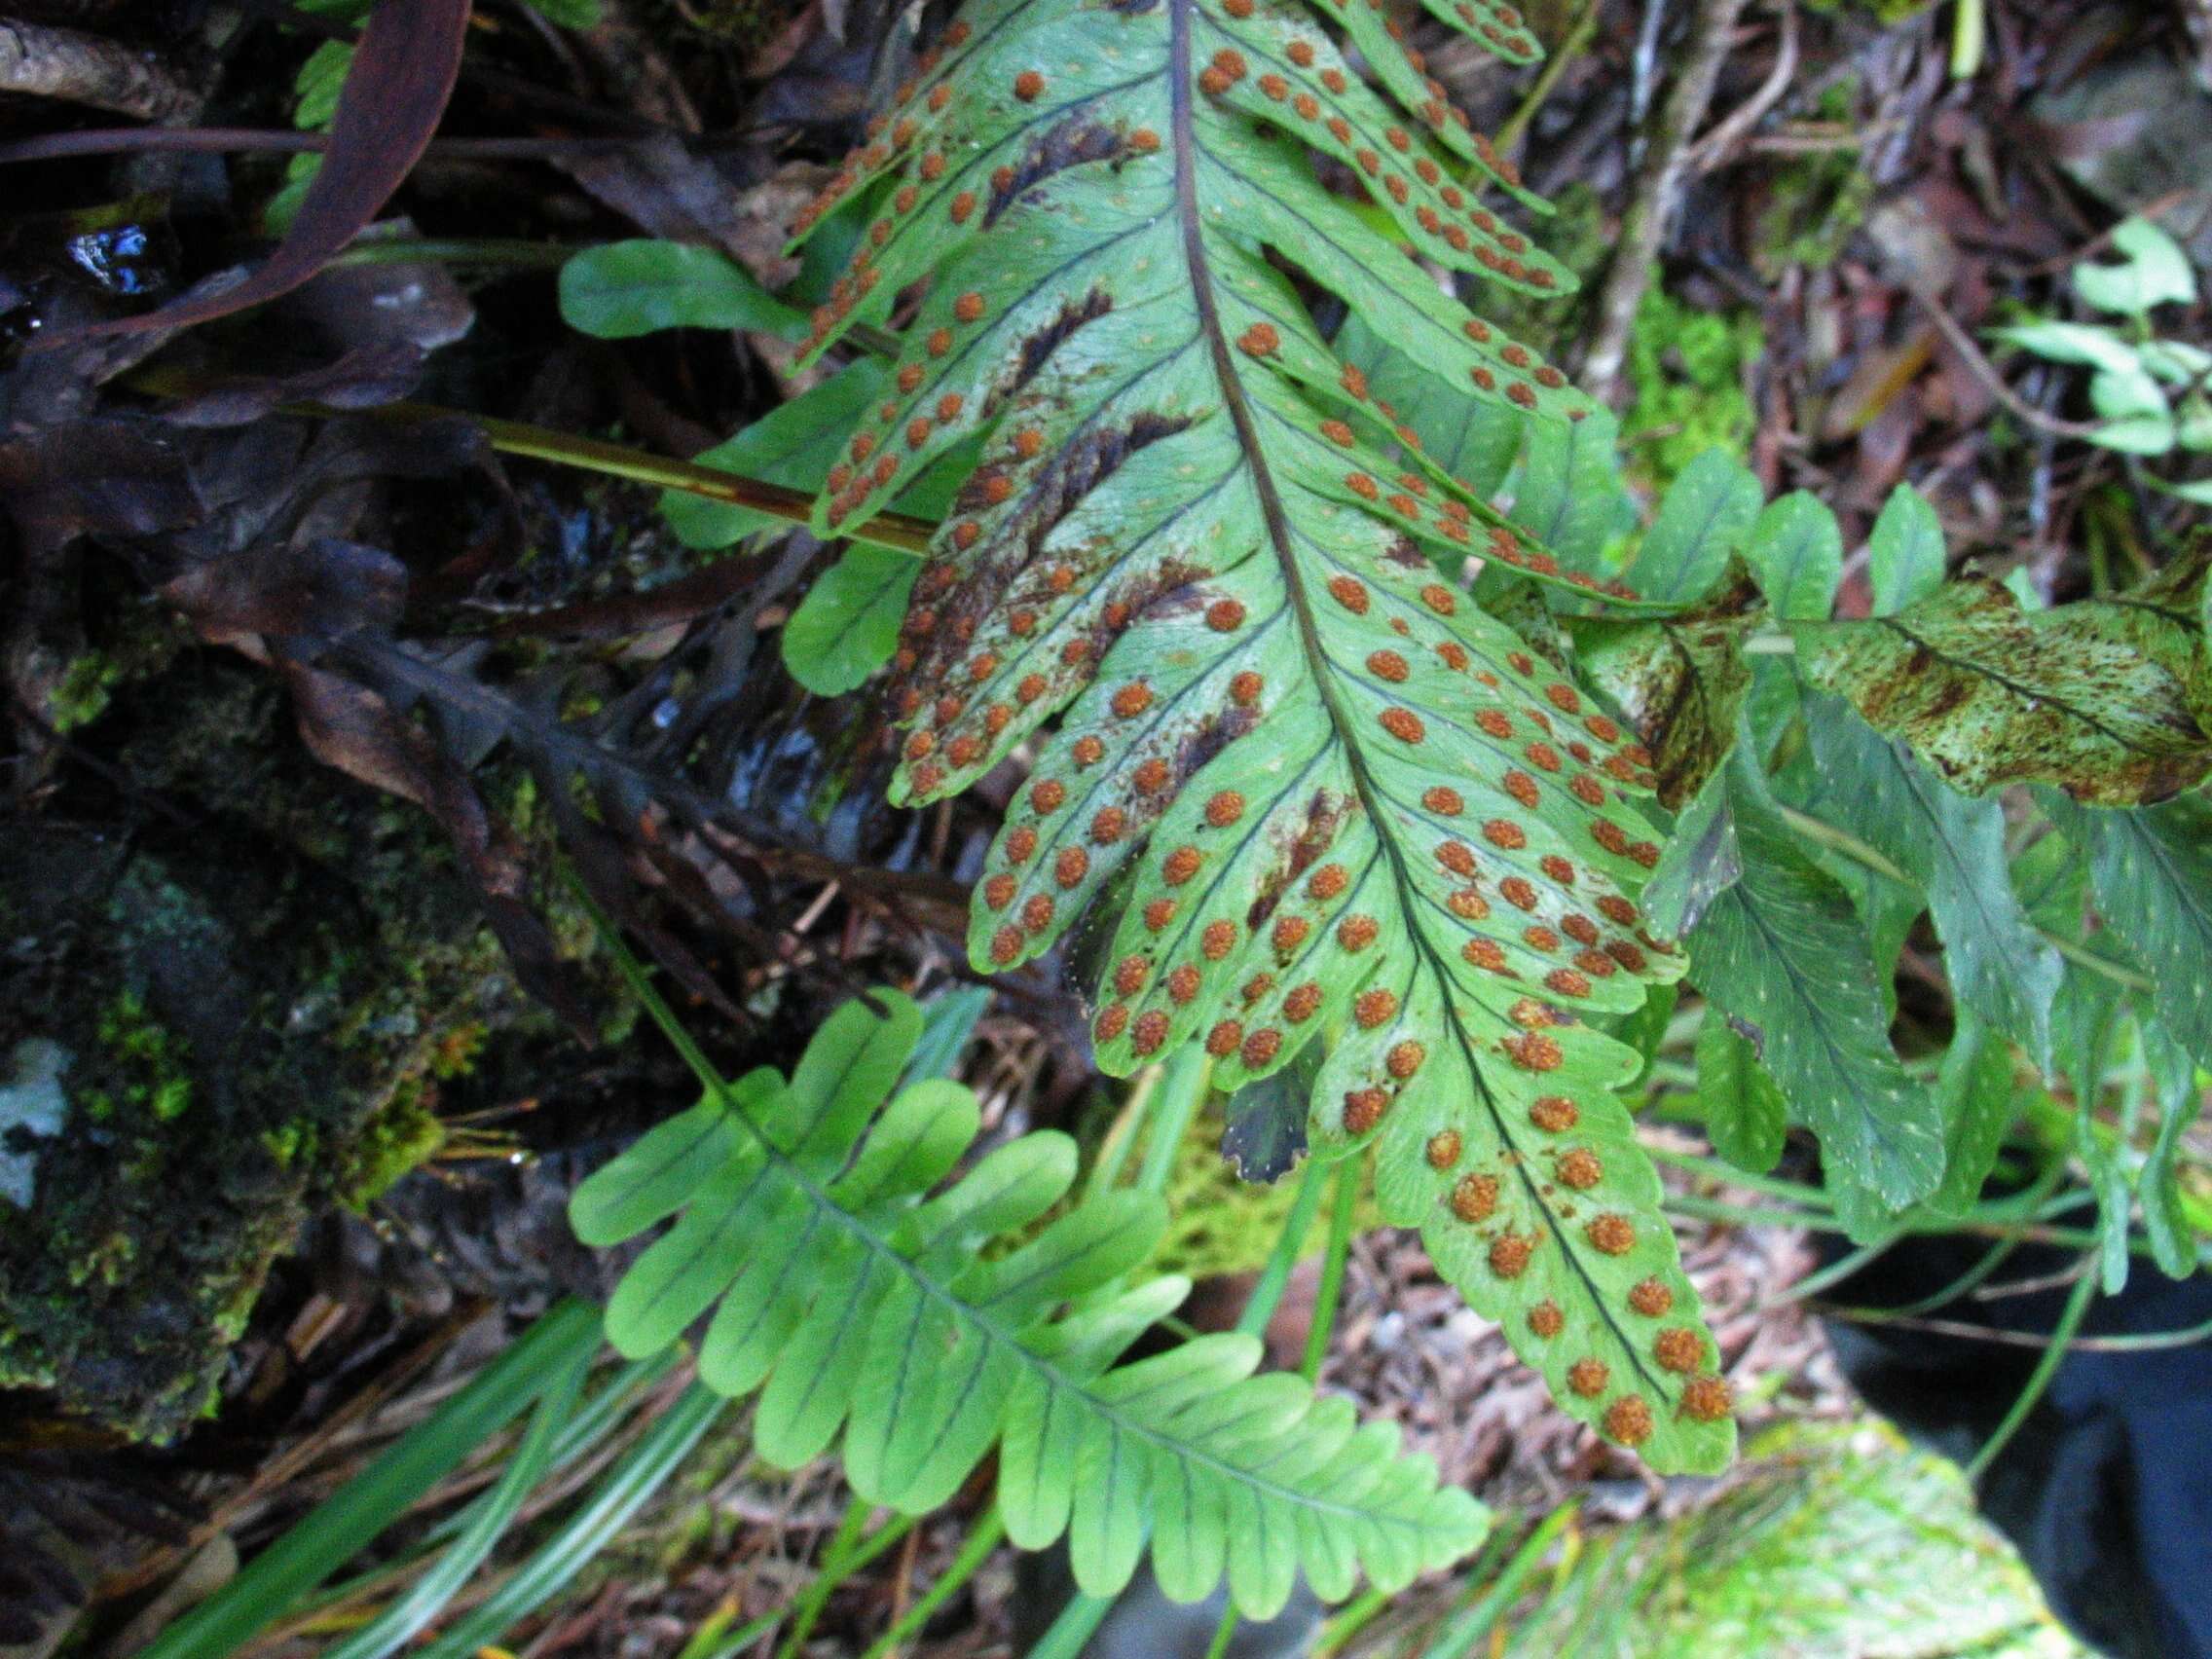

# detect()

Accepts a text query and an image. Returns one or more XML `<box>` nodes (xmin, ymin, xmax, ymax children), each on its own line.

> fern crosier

<box><xmin>787</xmin><ymin>0</ymin><xmax>1736</xmax><ymax>1472</ymax></box>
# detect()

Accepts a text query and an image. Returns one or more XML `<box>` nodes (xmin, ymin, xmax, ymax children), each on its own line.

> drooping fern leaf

<box><xmin>571</xmin><ymin>986</ymin><xmax>1486</xmax><ymax>1617</ymax></box>
<box><xmin>782</xmin><ymin>0</ymin><xmax>1734</xmax><ymax>1471</ymax></box>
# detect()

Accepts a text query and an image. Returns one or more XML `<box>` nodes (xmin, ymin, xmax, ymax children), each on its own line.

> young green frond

<box><xmin>571</xmin><ymin>989</ymin><xmax>1487</xmax><ymax>1616</ymax></box>
<box><xmin>785</xmin><ymin>0</ymin><xmax>1734</xmax><ymax>1471</ymax></box>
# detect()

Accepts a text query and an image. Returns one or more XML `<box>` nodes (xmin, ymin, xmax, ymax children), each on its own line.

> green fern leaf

<box><xmin>779</xmin><ymin>0</ymin><xmax>1734</xmax><ymax>1470</ymax></box>
<box><xmin>1802</xmin><ymin>694</ymin><xmax>2064</xmax><ymax>1073</ymax></box>
<box><xmin>1683</xmin><ymin>743</ymin><xmax>1946</xmax><ymax>1237</ymax></box>
<box><xmin>571</xmin><ymin>988</ymin><xmax>1487</xmax><ymax>1616</ymax></box>
<box><xmin>1742</xmin><ymin>491</ymin><xmax>1843</xmax><ymax>622</ymax></box>
<box><xmin>2048</xmin><ymin>793</ymin><xmax>2212</xmax><ymax>1071</ymax></box>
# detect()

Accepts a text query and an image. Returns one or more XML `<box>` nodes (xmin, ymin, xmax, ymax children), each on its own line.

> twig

<box><xmin>0</xmin><ymin>127</ymin><xmax>682</xmax><ymax>166</ymax></box>
<box><xmin>1581</xmin><ymin>0</ymin><xmax>1754</xmax><ymax>398</ymax></box>
<box><xmin>1687</xmin><ymin>1</ymin><xmax>1798</xmax><ymax>175</ymax></box>
<box><xmin>1968</xmin><ymin>1256</ymin><xmax>2095</xmax><ymax>1480</ymax></box>
<box><xmin>1908</xmin><ymin>284</ymin><xmax>2107</xmax><ymax>441</ymax></box>
<box><xmin>0</xmin><ymin>15</ymin><xmax>200</xmax><ymax>121</ymax></box>
<box><xmin>1817</xmin><ymin>1303</ymin><xmax>2212</xmax><ymax>1354</ymax></box>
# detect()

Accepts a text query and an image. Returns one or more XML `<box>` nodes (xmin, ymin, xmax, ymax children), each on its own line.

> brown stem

<box><xmin>1909</xmin><ymin>284</ymin><xmax>2107</xmax><ymax>442</ymax></box>
<box><xmin>1579</xmin><ymin>0</ymin><xmax>1753</xmax><ymax>400</ymax></box>
<box><xmin>0</xmin><ymin>127</ymin><xmax>676</xmax><ymax>166</ymax></box>
<box><xmin>453</xmin><ymin>407</ymin><xmax>938</xmax><ymax>555</ymax></box>
<box><xmin>141</xmin><ymin>366</ymin><xmax>942</xmax><ymax>558</ymax></box>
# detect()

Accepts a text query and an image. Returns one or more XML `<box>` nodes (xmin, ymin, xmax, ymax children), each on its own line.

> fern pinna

<box><xmin>572</xmin><ymin>988</ymin><xmax>1484</xmax><ymax>1616</ymax></box>
<box><xmin>787</xmin><ymin>0</ymin><xmax>1734</xmax><ymax>1472</ymax></box>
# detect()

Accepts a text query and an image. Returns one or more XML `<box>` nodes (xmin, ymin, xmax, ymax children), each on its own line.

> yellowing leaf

<box><xmin>1798</xmin><ymin>555</ymin><xmax>2212</xmax><ymax>806</ymax></box>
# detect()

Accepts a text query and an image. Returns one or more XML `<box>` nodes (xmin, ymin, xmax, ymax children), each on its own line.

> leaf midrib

<box><xmin>707</xmin><ymin>1070</ymin><xmax>1432</xmax><ymax>1533</ymax></box>
<box><xmin>1869</xmin><ymin>617</ymin><xmax>2173</xmax><ymax>753</ymax></box>
<box><xmin>1719</xmin><ymin>852</ymin><xmax>1934</xmax><ymax>1192</ymax></box>
<box><xmin>1166</xmin><ymin>0</ymin><xmax>1672</xmax><ymax>1401</ymax></box>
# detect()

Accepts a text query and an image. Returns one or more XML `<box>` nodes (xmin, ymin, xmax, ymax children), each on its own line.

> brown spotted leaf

<box><xmin>1798</xmin><ymin>547</ymin><xmax>2212</xmax><ymax>807</ymax></box>
<box><xmin>787</xmin><ymin>0</ymin><xmax>1731</xmax><ymax>1470</ymax></box>
<box><xmin>1572</xmin><ymin>564</ymin><xmax>1765</xmax><ymax>809</ymax></box>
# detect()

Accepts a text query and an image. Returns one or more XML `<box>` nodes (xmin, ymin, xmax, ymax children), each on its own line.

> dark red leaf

<box><xmin>0</xmin><ymin>419</ymin><xmax>204</xmax><ymax>557</ymax></box>
<box><xmin>57</xmin><ymin>0</ymin><xmax>470</xmax><ymax>343</ymax></box>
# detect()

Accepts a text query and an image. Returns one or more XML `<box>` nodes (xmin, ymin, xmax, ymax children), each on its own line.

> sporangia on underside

<box><xmin>782</xmin><ymin>0</ymin><xmax>1737</xmax><ymax>1472</ymax></box>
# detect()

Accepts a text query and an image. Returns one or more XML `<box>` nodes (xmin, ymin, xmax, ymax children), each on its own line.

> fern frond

<box><xmin>571</xmin><ymin>988</ymin><xmax>1486</xmax><ymax>1618</ymax></box>
<box><xmin>780</xmin><ymin>0</ymin><xmax>1734</xmax><ymax>1471</ymax></box>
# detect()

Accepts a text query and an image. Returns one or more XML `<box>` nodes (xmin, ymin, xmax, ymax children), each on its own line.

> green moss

<box><xmin>1152</xmin><ymin>1128</ymin><xmax>1381</xmax><ymax>1282</ymax></box>
<box><xmin>261</xmin><ymin>1118</ymin><xmax>319</xmax><ymax>1169</ymax></box>
<box><xmin>333</xmin><ymin>1086</ymin><xmax>447</xmax><ymax>1211</ymax></box>
<box><xmin>48</xmin><ymin>652</ymin><xmax>124</xmax><ymax>734</ymax></box>
<box><xmin>429</xmin><ymin>1021</ymin><xmax>487</xmax><ymax>1080</ymax></box>
<box><xmin>92</xmin><ymin>991</ymin><xmax>195</xmax><ymax>1122</ymax></box>
<box><xmin>1</xmin><ymin>648</ymin><xmax>636</xmax><ymax>1440</ymax></box>
<box><xmin>1621</xmin><ymin>288</ymin><xmax>1763</xmax><ymax>493</ymax></box>
<box><xmin>68</xmin><ymin>1231</ymin><xmax>135</xmax><ymax>1288</ymax></box>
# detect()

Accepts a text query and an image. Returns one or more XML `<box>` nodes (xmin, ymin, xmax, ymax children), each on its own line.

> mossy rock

<box><xmin>1491</xmin><ymin>1420</ymin><xmax>2089</xmax><ymax>1657</ymax></box>
<box><xmin>0</xmin><ymin>657</ymin><xmax>597</xmax><ymax>1440</ymax></box>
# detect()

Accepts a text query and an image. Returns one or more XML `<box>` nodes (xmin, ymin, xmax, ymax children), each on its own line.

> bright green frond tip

<box><xmin>778</xmin><ymin>0</ymin><xmax>1735</xmax><ymax>1472</ymax></box>
<box><xmin>571</xmin><ymin>987</ymin><xmax>1488</xmax><ymax>1618</ymax></box>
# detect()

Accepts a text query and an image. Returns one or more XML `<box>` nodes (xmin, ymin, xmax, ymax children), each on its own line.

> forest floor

<box><xmin>3</xmin><ymin>0</ymin><xmax>2207</xmax><ymax>1652</ymax></box>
